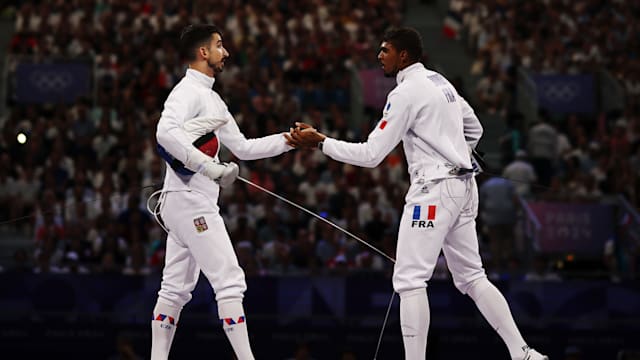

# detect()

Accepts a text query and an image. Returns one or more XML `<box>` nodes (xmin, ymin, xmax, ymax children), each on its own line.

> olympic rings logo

<box><xmin>540</xmin><ymin>82</ymin><xmax>579</xmax><ymax>102</ymax></box>
<box><xmin>28</xmin><ymin>70</ymin><xmax>73</xmax><ymax>92</ymax></box>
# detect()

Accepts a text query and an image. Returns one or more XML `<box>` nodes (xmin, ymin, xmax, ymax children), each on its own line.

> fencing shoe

<box><xmin>522</xmin><ymin>346</ymin><xmax>549</xmax><ymax>360</ymax></box>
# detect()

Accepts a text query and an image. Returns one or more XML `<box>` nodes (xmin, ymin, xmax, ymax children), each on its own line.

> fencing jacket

<box><xmin>321</xmin><ymin>63</ymin><xmax>482</xmax><ymax>181</ymax></box>
<box><xmin>156</xmin><ymin>68</ymin><xmax>291</xmax><ymax>197</ymax></box>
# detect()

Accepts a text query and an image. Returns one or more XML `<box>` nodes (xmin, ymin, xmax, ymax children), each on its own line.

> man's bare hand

<box><xmin>286</xmin><ymin>122</ymin><xmax>326</xmax><ymax>149</ymax></box>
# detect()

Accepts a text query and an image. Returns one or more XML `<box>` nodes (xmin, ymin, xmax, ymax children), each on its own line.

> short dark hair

<box><xmin>180</xmin><ymin>24</ymin><xmax>222</xmax><ymax>61</ymax></box>
<box><xmin>382</xmin><ymin>27</ymin><xmax>423</xmax><ymax>63</ymax></box>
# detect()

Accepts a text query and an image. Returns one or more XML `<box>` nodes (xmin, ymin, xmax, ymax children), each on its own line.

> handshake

<box><xmin>284</xmin><ymin>122</ymin><xmax>327</xmax><ymax>149</ymax></box>
<box><xmin>199</xmin><ymin>122</ymin><xmax>324</xmax><ymax>187</ymax></box>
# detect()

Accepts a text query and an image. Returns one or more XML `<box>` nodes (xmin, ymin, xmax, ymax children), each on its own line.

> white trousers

<box><xmin>393</xmin><ymin>176</ymin><xmax>486</xmax><ymax>294</ymax></box>
<box><xmin>158</xmin><ymin>190</ymin><xmax>246</xmax><ymax>307</ymax></box>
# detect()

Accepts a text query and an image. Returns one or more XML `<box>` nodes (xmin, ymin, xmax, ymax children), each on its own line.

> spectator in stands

<box><xmin>94</xmin><ymin>222</ymin><xmax>128</xmax><ymax>273</ymax></box>
<box><xmin>122</xmin><ymin>240</ymin><xmax>152</xmax><ymax>276</ymax></box>
<box><xmin>289</xmin><ymin>227</ymin><xmax>319</xmax><ymax>273</ymax></box>
<box><xmin>502</xmin><ymin>150</ymin><xmax>538</xmax><ymax>198</ymax></box>
<box><xmin>524</xmin><ymin>255</ymin><xmax>561</xmax><ymax>282</ymax></box>
<box><xmin>236</xmin><ymin>240</ymin><xmax>263</xmax><ymax>277</ymax></box>
<box><xmin>315</xmin><ymin>226</ymin><xmax>341</xmax><ymax>267</ymax></box>
<box><xmin>117</xmin><ymin>193</ymin><xmax>151</xmax><ymax>244</ymax></box>
<box><xmin>61</xmin><ymin>251</ymin><xmax>91</xmax><ymax>274</ymax></box>
<box><xmin>498</xmin><ymin>112</ymin><xmax>525</xmax><ymax>167</ymax></box>
<box><xmin>527</xmin><ymin>113</ymin><xmax>559</xmax><ymax>188</ymax></box>
<box><xmin>604</xmin><ymin>211</ymin><xmax>637</xmax><ymax>282</ymax></box>
<box><xmin>475</xmin><ymin>68</ymin><xmax>505</xmax><ymax>114</ymax></box>
<box><xmin>262</xmin><ymin>228</ymin><xmax>292</xmax><ymax>275</ymax></box>
<box><xmin>35</xmin><ymin>211</ymin><xmax>64</xmax><ymax>253</ymax></box>
<box><xmin>479</xmin><ymin>176</ymin><xmax>518</xmax><ymax>276</ymax></box>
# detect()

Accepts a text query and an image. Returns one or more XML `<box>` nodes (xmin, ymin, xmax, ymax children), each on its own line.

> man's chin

<box><xmin>383</xmin><ymin>70</ymin><xmax>397</xmax><ymax>78</ymax></box>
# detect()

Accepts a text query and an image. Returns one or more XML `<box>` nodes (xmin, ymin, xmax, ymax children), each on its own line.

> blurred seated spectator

<box><xmin>479</xmin><ymin>177</ymin><xmax>517</xmax><ymax>275</ymax></box>
<box><xmin>527</xmin><ymin>115</ymin><xmax>558</xmax><ymax>188</ymax></box>
<box><xmin>122</xmin><ymin>241</ymin><xmax>152</xmax><ymax>275</ymax></box>
<box><xmin>524</xmin><ymin>255</ymin><xmax>562</xmax><ymax>282</ymax></box>
<box><xmin>502</xmin><ymin>150</ymin><xmax>537</xmax><ymax>197</ymax></box>
<box><xmin>236</xmin><ymin>240</ymin><xmax>263</xmax><ymax>277</ymax></box>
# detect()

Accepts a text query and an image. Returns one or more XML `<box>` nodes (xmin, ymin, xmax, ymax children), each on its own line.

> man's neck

<box><xmin>189</xmin><ymin>62</ymin><xmax>214</xmax><ymax>77</ymax></box>
<box><xmin>398</xmin><ymin>61</ymin><xmax>418</xmax><ymax>72</ymax></box>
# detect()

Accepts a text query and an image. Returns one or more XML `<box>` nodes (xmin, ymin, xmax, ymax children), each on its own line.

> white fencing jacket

<box><xmin>321</xmin><ymin>63</ymin><xmax>482</xmax><ymax>181</ymax></box>
<box><xmin>156</xmin><ymin>68</ymin><xmax>291</xmax><ymax>196</ymax></box>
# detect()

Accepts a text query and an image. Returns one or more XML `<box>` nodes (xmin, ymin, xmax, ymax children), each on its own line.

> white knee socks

<box><xmin>151</xmin><ymin>301</ymin><xmax>181</xmax><ymax>360</ymax></box>
<box><xmin>218</xmin><ymin>300</ymin><xmax>255</xmax><ymax>360</ymax></box>
<box><xmin>467</xmin><ymin>278</ymin><xmax>528</xmax><ymax>359</ymax></box>
<box><xmin>400</xmin><ymin>288</ymin><xmax>430</xmax><ymax>360</ymax></box>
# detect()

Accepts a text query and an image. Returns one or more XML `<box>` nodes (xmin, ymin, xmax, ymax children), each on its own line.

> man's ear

<box><xmin>399</xmin><ymin>50</ymin><xmax>409</xmax><ymax>65</ymax></box>
<box><xmin>198</xmin><ymin>46</ymin><xmax>208</xmax><ymax>59</ymax></box>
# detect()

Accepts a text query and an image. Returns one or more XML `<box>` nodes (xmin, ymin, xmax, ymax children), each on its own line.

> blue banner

<box><xmin>533</xmin><ymin>74</ymin><xmax>595</xmax><ymax>113</ymax></box>
<box><xmin>14</xmin><ymin>61</ymin><xmax>92</xmax><ymax>104</ymax></box>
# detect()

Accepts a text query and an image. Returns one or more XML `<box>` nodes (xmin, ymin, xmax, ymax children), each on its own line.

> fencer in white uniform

<box><xmin>151</xmin><ymin>24</ymin><xmax>292</xmax><ymax>360</ymax></box>
<box><xmin>287</xmin><ymin>28</ymin><xmax>547</xmax><ymax>360</ymax></box>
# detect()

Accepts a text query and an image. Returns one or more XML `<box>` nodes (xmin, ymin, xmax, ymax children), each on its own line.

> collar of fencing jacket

<box><xmin>396</xmin><ymin>62</ymin><xmax>424</xmax><ymax>85</ymax></box>
<box><xmin>186</xmin><ymin>68</ymin><xmax>215</xmax><ymax>89</ymax></box>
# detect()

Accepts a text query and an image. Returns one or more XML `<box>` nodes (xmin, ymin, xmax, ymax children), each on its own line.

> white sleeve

<box><xmin>156</xmin><ymin>87</ymin><xmax>211</xmax><ymax>172</ymax></box>
<box><xmin>216</xmin><ymin>112</ymin><xmax>293</xmax><ymax>160</ymax></box>
<box><xmin>322</xmin><ymin>92</ymin><xmax>412</xmax><ymax>168</ymax></box>
<box><xmin>458</xmin><ymin>94</ymin><xmax>483</xmax><ymax>149</ymax></box>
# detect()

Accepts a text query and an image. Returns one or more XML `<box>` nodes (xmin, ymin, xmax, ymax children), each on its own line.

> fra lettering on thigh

<box><xmin>411</xmin><ymin>205</ymin><xmax>436</xmax><ymax>228</ymax></box>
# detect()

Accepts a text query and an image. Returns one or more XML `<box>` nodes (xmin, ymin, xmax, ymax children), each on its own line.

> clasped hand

<box><xmin>285</xmin><ymin>122</ymin><xmax>326</xmax><ymax>149</ymax></box>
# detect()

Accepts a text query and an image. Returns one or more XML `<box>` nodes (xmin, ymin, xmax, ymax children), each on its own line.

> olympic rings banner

<box><xmin>533</xmin><ymin>74</ymin><xmax>595</xmax><ymax>114</ymax></box>
<box><xmin>14</xmin><ymin>61</ymin><xmax>92</xmax><ymax>104</ymax></box>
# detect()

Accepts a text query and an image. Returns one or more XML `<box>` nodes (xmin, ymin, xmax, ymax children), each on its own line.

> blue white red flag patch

<box><xmin>154</xmin><ymin>313</ymin><xmax>176</xmax><ymax>325</ymax></box>
<box><xmin>222</xmin><ymin>316</ymin><xmax>245</xmax><ymax>325</ymax></box>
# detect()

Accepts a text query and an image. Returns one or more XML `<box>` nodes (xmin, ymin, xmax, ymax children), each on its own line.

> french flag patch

<box><xmin>154</xmin><ymin>314</ymin><xmax>175</xmax><ymax>325</ymax></box>
<box><xmin>379</xmin><ymin>120</ymin><xmax>388</xmax><ymax>130</ymax></box>
<box><xmin>412</xmin><ymin>205</ymin><xmax>437</xmax><ymax>228</ymax></box>
<box><xmin>413</xmin><ymin>205</ymin><xmax>436</xmax><ymax>220</ymax></box>
<box><xmin>222</xmin><ymin>316</ymin><xmax>246</xmax><ymax>326</ymax></box>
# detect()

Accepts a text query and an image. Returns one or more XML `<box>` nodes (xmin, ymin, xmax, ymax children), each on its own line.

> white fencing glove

<box><xmin>182</xmin><ymin>146</ymin><xmax>238</xmax><ymax>187</ymax></box>
<box><xmin>216</xmin><ymin>162</ymin><xmax>239</xmax><ymax>187</ymax></box>
<box><xmin>198</xmin><ymin>161</ymin><xmax>239</xmax><ymax>187</ymax></box>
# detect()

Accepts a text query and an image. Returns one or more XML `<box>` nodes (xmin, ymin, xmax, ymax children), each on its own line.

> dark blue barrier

<box><xmin>0</xmin><ymin>273</ymin><xmax>638</xmax><ymax>359</ymax></box>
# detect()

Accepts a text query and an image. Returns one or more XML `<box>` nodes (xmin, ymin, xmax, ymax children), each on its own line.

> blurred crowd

<box><xmin>0</xmin><ymin>0</ymin><xmax>638</xmax><ymax>281</ymax></box>
<box><xmin>448</xmin><ymin>0</ymin><xmax>640</xmax><ymax>114</ymax></box>
<box><xmin>0</xmin><ymin>0</ymin><xmax>405</xmax><ymax>276</ymax></box>
<box><xmin>448</xmin><ymin>0</ymin><xmax>640</xmax><ymax>280</ymax></box>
